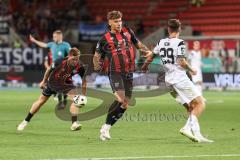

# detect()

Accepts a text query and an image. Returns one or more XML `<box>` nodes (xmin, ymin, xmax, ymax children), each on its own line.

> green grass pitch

<box><xmin>0</xmin><ymin>89</ymin><xmax>240</xmax><ymax>160</ymax></box>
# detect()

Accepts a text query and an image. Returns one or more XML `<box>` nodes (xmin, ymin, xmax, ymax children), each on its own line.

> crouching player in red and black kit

<box><xmin>17</xmin><ymin>48</ymin><xmax>87</xmax><ymax>131</ymax></box>
<box><xmin>93</xmin><ymin>10</ymin><xmax>151</xmax><ymax>141</ymax></box>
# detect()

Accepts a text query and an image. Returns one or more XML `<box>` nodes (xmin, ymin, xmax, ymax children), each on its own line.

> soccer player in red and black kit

<box><xmin>17</xmin><ymin>48</ymin><xmax>87</xmax><ymax>131</ymax></box>
<box><xmin>93</xmin><ymin>10</ymin><xmax>151</xmax><ymax>141</ymax></box>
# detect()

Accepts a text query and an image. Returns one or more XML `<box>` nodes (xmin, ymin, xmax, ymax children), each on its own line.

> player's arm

<box><xmin>177</xmin><ymin>58</ymin><xmax>196</xmax><ymax>75</ymax></box>
<box><xmin>44</xmin><ymin>56</ymin><xmax>50</xmax><ymax>69</ymax></box>
<box><xmin>93</xmin><ymin>51</ymin><xmax>103</xmax><ymax>72</ymax></box>
<box><xmin>135</xmin><ymin>41</ymin><xmax>152</xmax><ymax>55</ymax></box>
<box><xmin>29</xmin><ymin>35</ymin><xmax>48</xmax><ymax>48</ymax></box>
<box><xmin>177</xmin><ymin>42</ymin><xmax>197</xmax><ymax>75</ymax></box>
<box><xmin>141</xmin><ymin>41</ymin><xmax>161</xmax><ymax>72</ymax></box>
<box><xmin>141</xmin><ymin>52</ymin><xmax>156</xmax><ymax>72</ymax></box>
<box><xmin>93</xmin><ymin>38</ymin><xmax>105</xmax><ymax>72</ymax></box>
<box><xmin>39</xmin><ymin>66</ymin><xmax>52</xmax><ymax>89</ymax></box>
<box><xmin>128</xmin><ymin>28</ymin><xmax>152</xmax><ymax>55</ymax></box>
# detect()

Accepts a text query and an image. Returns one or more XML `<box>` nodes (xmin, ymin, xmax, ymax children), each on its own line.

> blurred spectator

<box><xmin>0</xmin><ymin>36</ymin><xmax>9</xmax><ymax>47</ymax></box>
<box><xmin>201</xmin><ymin>44</ymin><xmax>210</xmax><ymax>57</ymax></box>
<box><xmin>219</xmin><ymin>41</ymin><xmax>232</xmax><ymax>72</ymax></box>
<box><xmin>9</xmin><ymin>0</ymin><xmax>90</xmax><ymax>45</ymax></box>
<box><xmin>13</xmin><ymin>39</ymin><xmax>22</xmax><ymax>48</ymax></box>
<box><xmin>95</xmin><ymin>15</ymin><xmax>104</xmax><ymax>24</ymax></box>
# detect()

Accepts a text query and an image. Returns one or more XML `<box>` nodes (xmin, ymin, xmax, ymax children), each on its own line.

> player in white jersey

<box><xmin>188</xmin><ymin>41</ymin><xmax>203</xmax><ymax>96</ymax></box>
<box><xmin>142</xmin><ymin>19</ymin><xmax>213</xmax><ymax>143</ymax></box>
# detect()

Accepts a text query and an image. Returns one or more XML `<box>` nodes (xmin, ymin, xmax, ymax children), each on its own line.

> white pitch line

<box><xmin>42</xmin><ymin>154</ymin><xmax>240</xmax><ymax>160</ymax></box>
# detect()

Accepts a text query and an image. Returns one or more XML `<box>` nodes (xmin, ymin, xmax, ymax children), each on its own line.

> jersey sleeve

<box><xmin>47</xmin><ymin>42</ymin><xmax>53</xmax><ymax>48</ymax></box>
<box><xmin>95</xmin><ymin>37</ymin><xmax>106</xmax><ymax>59</ymax></box>
<box><xmin>128</xmin><ymin>28</ymin><xmax>139</xmax><ymax>44</ymax></box>
<box><xmin>177</xmin><ymin>41</ymin><xmax>186</xmax><ymax>58</ymax></box>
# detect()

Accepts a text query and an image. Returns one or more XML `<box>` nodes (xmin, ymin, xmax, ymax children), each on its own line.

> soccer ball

<box><xmin>73</xmin><ymin>95</ymin><xmax>87</xmax><ymax>107</ymax></box>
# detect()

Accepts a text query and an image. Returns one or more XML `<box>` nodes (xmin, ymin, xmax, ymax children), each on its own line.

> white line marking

<box><xmin>42</xmin><ymin>154</ymin><xmax>240</xmax><ymax>160</ymax></box>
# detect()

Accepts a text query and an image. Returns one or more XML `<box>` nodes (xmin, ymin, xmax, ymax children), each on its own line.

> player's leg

<box><xmin>17</xmin><ymin>84</ymin><xmax>55</xmax><ymax>131</ymax></box>
<box><xmin>100</xmin><ymin>73</ymin><xmax>129</xmax><ymax>140</ymax></box>
<box><xmin>70</xmin><ymin>102</ymin><xmax>82</xmax><ymax>131</ymax></box>
<box><xmin>17</xmin><ymin>94</ymin><xmax>50</xmax><ymax>131</ymax></box>
<box><xmin>169</xmin><ymin>85</ymin><xmax>198</xmax><ymax>141</ymax></box>
<box><xmin>56</xmin><ymin>93</ymin><xmax>65</xmax><ymax>109</ymax></box>
<box><xmin>173</xmin><ymin>80</ymin><xmax>213</xmax><ymax>142</ymax></box>
<box><xmin>189</xmin><ymin>96</ymin><xmax>212</xmax><ymax>142</ymax></box>
<box><xmin>100</xmin><ymin>90</ymin><xmax>126</xmax><ymax>140</ymax></box>
<box><xmin>68</xmin><ymin>94</ymin><xmax>82</xmax><ymax>131</ymax></box>
<box><xmin>169</xmin><ymin>86</ymin><xmax>190</xmax><ymax>112</ymax></box>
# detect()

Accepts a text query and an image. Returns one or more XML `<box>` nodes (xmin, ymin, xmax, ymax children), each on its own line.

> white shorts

<box><xmin>171</xmin><ymin>79</ymin><xmax>201</xmax><ymax>105</ymax></box>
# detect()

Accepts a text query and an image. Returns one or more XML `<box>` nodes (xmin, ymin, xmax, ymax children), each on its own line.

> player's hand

<box><xmin>139</xmin><ymin>49</ymin><xmax>152</xmax><ymax>58</ymax></box>
<box><xmin>190</xmin><ymin>70</ymin><xmax>197</xmax><ymax>75</ymax></box>
<box><xmin>29</xmin><ymin>34</ymin><xmax>36</xmax><ymax>43</ymax></box>
<box><xmin>39</xmin><ymin>81</ymin><xmax>47</xmax><ymax>89</ymax></box>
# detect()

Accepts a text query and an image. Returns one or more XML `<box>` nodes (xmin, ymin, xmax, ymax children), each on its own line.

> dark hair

<box><xmin>168</xmin><ymin>19</ymin><xmax>181</xmax><ymax>32</ymax></box>
<box><xmin>107</xmin><ymin>10</ymin><xmax>122</xmax><ymax>20</ymax></box>
<box><xmin>53</xmin><ymin>30</ymin><xmax>62</xmax><ymax>34</ymax></box>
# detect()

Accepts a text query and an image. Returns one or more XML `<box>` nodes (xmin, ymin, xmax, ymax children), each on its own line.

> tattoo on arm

<box><xmin>136</xmin><ymin>41</ymin><xmax>150</xmax><ymax>51</ymax></box>
<box><xmin>93</xmin><ymin>52</ymin><xmax>102</xmax><ymax>71</ymax></box>
<box><xmin>178</xmin><ymin>57</ymin><xmax>194</xmax><ymax>72</ymax></box>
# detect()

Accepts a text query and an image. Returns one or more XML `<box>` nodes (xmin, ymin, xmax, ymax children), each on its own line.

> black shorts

<box><xmin>42</xmin><ymin>84</ymin><xmax>57</xmax><ymax>97</ymax></box>
<box><xmin>109</xmin><ymin>72</ymin><xmax>133</xmax><ymax>98</ymax></box>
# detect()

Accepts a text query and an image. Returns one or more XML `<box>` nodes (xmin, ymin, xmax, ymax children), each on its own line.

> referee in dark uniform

<box><xmin>93</xmin><ymin>10</ymin><xmax>151</xmax><ymax>141</ymax></box>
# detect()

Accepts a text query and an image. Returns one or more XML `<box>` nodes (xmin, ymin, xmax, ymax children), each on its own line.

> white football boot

<box><xmin>100</xmin><ymin>124</ymin><xmax>111</xmax><ymax>141</ymax></box>
<box><xmin>70</xmin><ymin>121</ymin><xmax>82</xmax><ymax>131</ymax></box>
<box><xmin>179</xmin><ymin>127</ymin><xmax>199</xmax><ymax>142</ymax></box>
<box><xmin>17</xmin><ymin>120</ymin><xmax>28</xmax><ymax>131</ymax></box>
<box><xmin>193</xmin><ymin>132</ymin><xmax>214</xmax><ymax>143</ymax></box>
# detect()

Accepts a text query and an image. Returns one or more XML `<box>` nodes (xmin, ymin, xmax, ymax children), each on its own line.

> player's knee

<box><xmin>192</xmin><ymin>96</ymin><xmax>205</xmax><ymax>110</ymax></box>
<box><xmin>200</xmin><ymin>97</ymin><xmax>206</xmax><ymax>110</ymax></box>
<box><xmin>117</xmin><ymin>98</ymin><xmax>124</xmax><ymax>104</ymax></box>
<box><xmin>122</xmin><ymin>102</ymin><xmax>129</xmax><ymax>109</ymax></box>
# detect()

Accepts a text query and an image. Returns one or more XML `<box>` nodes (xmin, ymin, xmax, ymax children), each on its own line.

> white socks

<box><xmin>183</xmin><ymin>115</ymin><xmax>192</xmax><ymax>130</ymax></box>
<box><xmin>184</xmin><ymin>114</ymin><xmax>201</xmax><ymax>136</ymax></box>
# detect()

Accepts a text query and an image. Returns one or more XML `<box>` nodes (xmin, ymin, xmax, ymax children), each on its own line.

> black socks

<box><xmin>25</xmin><ymin>112</ymin><xmax>33</xmax><ymax>122</ymax></box>
<box><xmin>72</xmin><ymin>115</ymin><xmax>78</xmax><ymax>124</ymax></box>
<box><xmin>106</xmin><ymin>100</ymin><xmax>126</xmax><ymax>126</ymax></box>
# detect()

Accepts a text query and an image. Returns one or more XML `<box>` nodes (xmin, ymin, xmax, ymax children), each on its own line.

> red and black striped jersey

<box><xmin>95</xmin><ymin>27</ymin><xmax>139</xmax><ymax>73</ymax></box>
<box><xmin>48</xmin><ymin>57</ymin><xmax>85</xmax><ymax>93</ymax></box>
